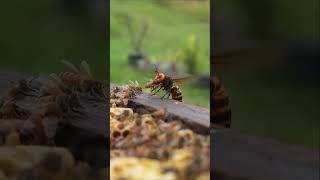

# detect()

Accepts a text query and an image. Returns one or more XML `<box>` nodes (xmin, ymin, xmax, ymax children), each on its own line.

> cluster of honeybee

<box><xmin>110</xmin><ymin>87</ymin><xmax>210</xmax><ymax>180</ymax></box>
<box><xmin>0</xmin><ymin>61</ymin><xmax>108</xmax><ymax>180</ymax></box>
<box><xmin>0</xmin><ymin>76</ymin><xmax>46</xmax><ymax>145</ymax></box>
<box><xmin>50</xmin><ymin>60</ymin><xmax>105</xmax><ymax>99</ymax></box>
<box><xmin>110</xmin><ymin>81</ymin><xmax>142</xmax><ymax>107</ymax></box>
<box><xmin>0</xmin><ymin>60</ymin><xmax>106</xmax><ymax>146</ymax></box>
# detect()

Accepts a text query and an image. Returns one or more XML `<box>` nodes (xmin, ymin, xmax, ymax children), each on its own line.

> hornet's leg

<box><xmin>166</xmin><ymin>92</ymin><xmax>171</xmax><ymax>99</ymax></box>
<box><xmin>160</xmin><ymin>91</ymin><xmax>170</xmax><ymax>99</ymax></box>
<box><xmin>151</xmin><ymin>83</ymin><xmax>161</xmax><ymax>92</ymax></box>
<box><xmin>151</xmin><ymin>86</ymin><xmax>163</xmax><ymax>95</ymax></box>
<box><xmin>150</xmin><ymin>86</ymin><xmax>158</xmax><ymax>93</ymax></box>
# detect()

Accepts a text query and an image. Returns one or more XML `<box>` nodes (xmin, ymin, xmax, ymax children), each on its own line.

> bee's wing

<box><xmin>61</xmin><ymin>60</ymin><xmax>79</xmax><ymax>72</ymax></box>
<box><xmin>212</xmin><ymin>48</ymin><xmax>272</xmax><ymax>65</ymax></box>
<box><xmin>49</xmin><ymin>73</ymin><xmax>62</xmax><ymax>83</ymax></box>
<box><xmin>80</xmin><ymin>61</ymin><xmax>93</xmax><ymax>79</ymax></box>
<box><xmin>129</xmin><ymin>80</ymin><xmax>140</xmax><ymax>86</ymax></box>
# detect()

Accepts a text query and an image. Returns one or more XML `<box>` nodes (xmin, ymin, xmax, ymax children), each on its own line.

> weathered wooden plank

<box><xmin>128</xmin><ymin>90</ymin><xmax>210</xmax><ymax>134</ymax></box>
<box><xmin>110</xmin><ymin>83</ymin><xmax>210</xmax><ymax>134</ymax></box>
<box><xmin>212</xmin><ymin>125</ymin><xmax>319</xmax><ymax>180</ymax></box>
<box><xmin>125</xmin><ymin>85</ymin><xmax>319</xmax><ymax>180</ymax></box>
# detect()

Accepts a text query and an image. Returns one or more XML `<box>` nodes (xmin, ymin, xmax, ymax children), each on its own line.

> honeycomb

<box><xmin>110</xmin><ymin>83</ymin><xmax>210</xmax><ymax>180</ymax></box>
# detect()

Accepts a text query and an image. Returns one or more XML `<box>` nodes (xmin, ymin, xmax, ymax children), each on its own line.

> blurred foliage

<box><xmin>183</xmin><ymin>35</ymin><xmax>199</xmax><ymax>75</ymax></box>
<box><xmin>169</xmin><ymin>49</ymin><xmax>183</xmax><ymax>68</ymax></box>
<box><xmin>154</xmin><ymin>0</ymin><xmax>210</xmax><ymax>22</ymax></box>
<box><xmin>217</xmin><ymin>66</ymin><xmax>320</xmax><ymax>149</ymax></box>
<box><xmin>213</xmin><ymin>0</ymin><xmax>319</xmax><ymax>41</ymax></box>
<box><xmin>213</xmin><ymin>0</ymin><xmax>319</xmax><ymax>149</ymax></box>
<box><xmin>119</xmin><ymin>14</ymin><xmax>149</xmax><ymax>56</ymax></box>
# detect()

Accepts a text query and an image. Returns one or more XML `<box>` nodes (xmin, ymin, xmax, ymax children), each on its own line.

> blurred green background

<box><xmin>0</xmin><ymin>0</ymin><xmax>107</xmax><ymax>81</ymax></box>
<box><xmin>216</xmin><ymin>63</ymin><xmax>320</xmax><ymax>150</ymax></box>
<box><xmin>213</xmin><ymin>0</ymin><xmax>319</xmax><ymax>149</ymax></box>
<box><xmin>110</xmin><ymin>0</ymin><xmax>210</xmax><ymax>107</ymax></box>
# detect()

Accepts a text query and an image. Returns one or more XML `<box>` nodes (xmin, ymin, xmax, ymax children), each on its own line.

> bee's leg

<box><xmin>71</xmin><ymin>108</ymin><xmax>85</xmax><ymax>115</ymax></box>
<box><xmin>21</xmin><ymin>91</ymin><xmax>37</xmax><ymax>97</ymax></box>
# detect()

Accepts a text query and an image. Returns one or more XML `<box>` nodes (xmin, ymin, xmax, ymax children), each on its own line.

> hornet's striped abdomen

<box><xmin>171</xmin><ymin>86</ymin><xmax>182</xmax><ymax>102</ymax></box>
<box><xmin>211</xmin><ymin>76</ymin><xmax>231</xmax><ymax>128</ymax></box>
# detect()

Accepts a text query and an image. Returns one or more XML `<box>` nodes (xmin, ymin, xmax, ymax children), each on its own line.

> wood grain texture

<box><xmin>116</xmin><ymin>85</ymin><xmax>211</xmax><ymax>134</ymax></box>
<box><xmin>212</xmin><ymin>125</ymin><xmax>319</xmax><ymax>180</ymax></box>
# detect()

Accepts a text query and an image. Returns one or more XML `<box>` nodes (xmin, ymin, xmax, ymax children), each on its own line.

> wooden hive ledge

<box><xmin>110</xmin><ymin>84</ymin><xmax>210</xmax><ymax>135</ymax></box>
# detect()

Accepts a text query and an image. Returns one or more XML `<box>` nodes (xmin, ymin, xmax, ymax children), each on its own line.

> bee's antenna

<box><xmin>50</xmin><ymin>73</ymin><xmax>62</xmax><ymax>83</ymax></box>
<box><xmin>80</xmin><ymin>61</ymin><xmax>93</xmax><ymax>79</ymax></box>
<box><xmin>61</xmin><ymin>59</ymin><xmax>79</xmax><ymax>72</ymax></box>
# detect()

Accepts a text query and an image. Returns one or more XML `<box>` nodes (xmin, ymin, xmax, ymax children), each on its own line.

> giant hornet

<box><xmin>211</xmin><ymin>49</ymin><xmax>254</xmax><ymax>128</ymax></box>
<box><xmin>145</xmin><ymin>66</ymin><xmax>194</xmax><ymax>102</ymax></box>
<box><xmin>211</xmin><ymin>76</ymin><xmax>231</xmax><ymax>128</ymax></box>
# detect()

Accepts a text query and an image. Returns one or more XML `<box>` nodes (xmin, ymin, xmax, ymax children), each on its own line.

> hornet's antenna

<box><xmin>154</xmin><ymin>64</ymin><xmax>159</xmax><ymax>73</ymax></box>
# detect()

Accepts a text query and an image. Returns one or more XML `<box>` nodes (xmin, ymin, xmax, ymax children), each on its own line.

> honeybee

<box><xmin>145</xmin><ymin>66</ymin><xmax>193</xmax><ymax>102</ymax></box>
<box><xmin>121</xmin><ymin>80</ymin><xmax>142</xmax><ymax>99</ymax></box>
<box><xmin>151</xmin><ymin>108</ymin><xmax>167</xmax><ymax>119</ymax></box>
<box><xmin>26</xmin><ymin>96</ymin><xmax>69</xmax><ymax>144</ymax></box>
<box><xmin>0</xmin><ymin>100</ymin><xmax>19</xmax><ymax>118</ymax></box>
<box><xmin>50</xmin><ymin>60</ymin><xmax>104</xmax><ymax>97</ymax></box>
<box><xmin>6</xmin><ymin>78</ymin><xmax>36</xmax><ymax>100</ymax></box>
<box><xmin>0</xmin><ymin>100</ymin><xmax>29</xmax><ymax>119</ymax></box>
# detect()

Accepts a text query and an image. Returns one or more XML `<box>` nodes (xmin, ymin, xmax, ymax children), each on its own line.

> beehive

<box><xmin>110</xmin><ymin>83</ymin><xmax>210</xmax><ymax>180</ymax></box>
<box><xmin>0</xmin><ymin>62</ymin><xmax>108</xmax><ymax>179</ymax></box>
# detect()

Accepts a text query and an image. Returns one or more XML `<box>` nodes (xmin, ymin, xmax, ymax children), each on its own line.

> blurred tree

<box><xmin>119</xmin><ymin>14</ymin><xmax>150</xmax><ymax>68</ymax></box>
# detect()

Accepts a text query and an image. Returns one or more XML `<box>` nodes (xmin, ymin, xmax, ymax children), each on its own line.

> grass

<box><xmin>110</xmin><ymin>0</ymin><xmax>210</xmax><ymax>107</ymax></box>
